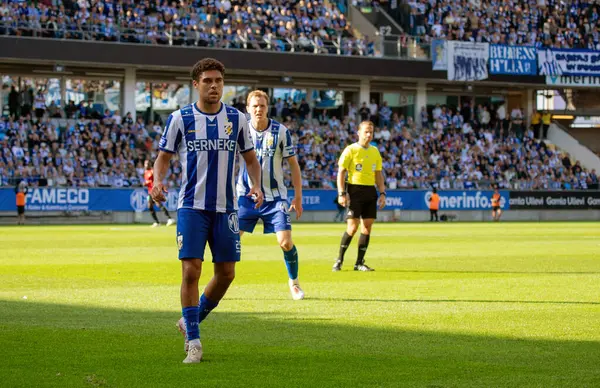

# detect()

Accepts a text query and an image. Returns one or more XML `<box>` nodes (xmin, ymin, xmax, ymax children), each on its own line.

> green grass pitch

<box><xmin>1</xmin><ymin>222</ymin><xmax>600</xmax><ymax>387</ymax></box>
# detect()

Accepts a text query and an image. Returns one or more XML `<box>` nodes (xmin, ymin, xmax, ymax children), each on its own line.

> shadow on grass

<box><xmin>231</xmin><ymin>297</ymin><xmax>600</xmax><ymax>306</ymax></box>
<box><xmin>0</xmin><ymin>300</ymin><xmax>599</xmax><ymax>388</ymax></box>
<box><xmin>382</xmin><ymin>270</ymin><xmax>600</xmax><ymax>275</ymax></box>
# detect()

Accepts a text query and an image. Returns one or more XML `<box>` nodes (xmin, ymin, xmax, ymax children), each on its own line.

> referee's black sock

<box><xmin>150</xmin><ymin>207</ymin><xmax>159</xmax><ymax>223</ymax></box>
<box><xmin>337</xmin><ymin>232</ymin><xmax>353</xmax><ymax>263</ymax></box>
<box><xmin>356</xmin><ymin>233</ymin><xmax>370</xmax><ymax>266</ymax></box>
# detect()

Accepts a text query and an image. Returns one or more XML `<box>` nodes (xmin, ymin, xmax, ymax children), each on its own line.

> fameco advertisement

<box><xmin>3</xmin><ymin>188</ymin><xmax>599</xmax><ymax>211</ymax></box>
<box><xmin>0</xmin><ymin>188</ymin><xmax>179</xmax><ymax>212</ymax></box>
<box><xmin>509</xmin><ymin>191</ymin><xmax>600</xmax><ymax>209</ymax></box>
<box><xmin>0</xmin><ymin>188</ymin><xmax>509</xmax><ymax>212</ymax></box>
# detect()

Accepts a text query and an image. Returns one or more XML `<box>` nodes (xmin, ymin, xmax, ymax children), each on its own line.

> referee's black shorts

<box><xmin>17</xmin><ymin>205</ymin><xmax>25</xmax><ymax>215</ymax></box>
<box><xmin>347</xmin><ymin>183</ymin><xmax>377</xmax><ymax>220</ymax></box>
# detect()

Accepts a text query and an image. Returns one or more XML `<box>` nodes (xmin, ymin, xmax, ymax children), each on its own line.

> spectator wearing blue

<box><xmin>0</xmin><ymin>96</ymin><xmax>595</xmax><ymax>192</ymax></box>
<box><xmin>379</xmin><ymin>101</ymin><xmax>392</xmax><ymax>129</ymax></box>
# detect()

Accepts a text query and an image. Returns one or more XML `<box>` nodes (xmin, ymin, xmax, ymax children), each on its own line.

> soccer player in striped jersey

<box><xmin>151</xmin><ymin>58</ymin><xmax>263</xmax><ymax>364</ymax></box>
<box><xmin>236</xmin><ymin>90</ymin><xmax>305</xmax><ymax>300</ymax></box>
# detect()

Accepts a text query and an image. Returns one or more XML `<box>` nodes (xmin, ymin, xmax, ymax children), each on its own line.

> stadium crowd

<box><xmin>1</xmin><ymin>95</ymin><xmax>598</xmax><ymax>191</ymax></box>
<box><xmin>0</xmin><ymin>0</ymin><xmax>374</xmax><ymax>56</ymax></box>
<box><xmin>398</xmin><ymin>0</ymin><xmax>600</xmax><ymax>49</ymax></box>
<box><xmin>288</xmin><ymin>100</ymin><xmax>599</xmax><ymax>191</ymax></box>
<box><xmin>1</xmin><ymin>0</ymin><xmax>599</xmax><ymax>54</ymax></box>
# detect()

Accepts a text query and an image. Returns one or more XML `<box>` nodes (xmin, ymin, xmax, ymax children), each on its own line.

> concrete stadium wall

<box><xmin>1</xmin><ymin>210</ymin><xmax>599</xmax><ymax>225</ymax></box>
<box><xmin>549</xmin><ymin>123</ymin><xmax>600</xmax><ymax>172</ymax></box>
<box><xmin>566</xmin><ymin>127</ymin><xmax>600</xmax><ymax>155</ymax></box>
<box><xmin>349</xmin><ymin>5</ymin><xmax>379</xmax><ymax>39</ymax></box>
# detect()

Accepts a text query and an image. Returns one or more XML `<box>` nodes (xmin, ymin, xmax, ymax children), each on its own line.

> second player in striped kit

<box><xmin>236</xmin><ymin>90</ymin><xmax>305</xmax><ymax>300</ymax></box>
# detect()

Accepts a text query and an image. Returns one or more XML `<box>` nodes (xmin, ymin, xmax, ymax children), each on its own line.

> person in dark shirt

<box><xmin>299</xmin><ymin>99</ymin><xmax>311</xmax><ymax>123</ymax></box>
<box><xmin>290</xmin><ymin>103</ymin><xmax>299</xmax><ymax>120</ymax></box>
<box><xmin>359</xmin><ymin>102</ymin><xmax>370</xmax><ymax>121</ymax></box>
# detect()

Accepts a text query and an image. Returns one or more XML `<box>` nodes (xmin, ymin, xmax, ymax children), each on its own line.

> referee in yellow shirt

<box><xmin>333</xmin><ymin>121</ymin><xmax>386</xmax><ymax>272</ymax></box>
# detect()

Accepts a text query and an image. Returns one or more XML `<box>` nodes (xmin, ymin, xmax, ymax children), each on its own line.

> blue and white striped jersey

<box><xmin>159</xmin><ymin>103</ymin><xmax>253</xmax><ymax>212</ymax></box>
<box><xmin>236</xmin><ymin>119</ymin><xmax>295</xmax><ymax>202</ymax></box>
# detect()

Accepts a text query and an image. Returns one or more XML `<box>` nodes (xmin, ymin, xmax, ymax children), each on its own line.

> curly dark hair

<box><xmin>191</xmin><ymin>58</ymin><xmax>225</xmax><ymax>82</ymax></box>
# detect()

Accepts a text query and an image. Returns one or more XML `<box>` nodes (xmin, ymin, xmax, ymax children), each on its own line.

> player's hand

<box><xmin>338</xmin><ymin>194</ymin><xmax>348</xmax><ymax>208</ymax></box>
<box><xmin>248</xmin><ymin>186</ymin><xmax>264</xmax><ymax>209</ymax></box>
<box><xmin>377</xmin><ymin>194</ymin><xmax>386</xmax><ymax>210</ymax></box>
<box><xmin>151</xmin><ymin>182</ymin><xmax>168</xmax><ymax>203</ymax></box>
<box><xmin>289</xmin><ymin>196</ymin><xmax>303</xmax><ymax>220</ymax></box>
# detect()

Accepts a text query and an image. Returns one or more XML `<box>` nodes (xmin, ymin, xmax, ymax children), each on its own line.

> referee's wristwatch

<box><xmin>338</xmin><ymin>191</ymin><xmax>346</xmax><ymax>197</ymax></box>
<box><xmin>379</xmin><ymin>192</ymin><xmax>387</xmax><ymax>197</ymax></box>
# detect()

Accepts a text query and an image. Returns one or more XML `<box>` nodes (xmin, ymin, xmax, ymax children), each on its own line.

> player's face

<box><xmin>247</xmin><ymin>96</ymin><xmax>269</xmax><ymax>122</ymax></box>
<box><xmin>358</xmin><ymin>124</ymin><xmax>374</xmax><ymax>145</ymax></box>
<box><xmin>193</xmin><ymin>70</ymin><xmax>224</xmax><ymax>105</ymax></box>
<box><xmin>144</xmin><ymin>160</ymin><xmax>150</xmax><ymax>169</ymax></box>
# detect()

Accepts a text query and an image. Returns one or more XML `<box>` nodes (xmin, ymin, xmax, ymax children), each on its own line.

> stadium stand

<box><xmin>1</xmin><ymin>1</ymin><xmax>599</xmax><ymax>193</ymax></box>
<box><xmin>2</xmin><ymin>0</ymin><xmax>598</xmax><ymax>60</ymax></box>
<box><xmin>1</xmin><ymin>96</ymin><xmax>598</xmax><ymax>191</ymax></box>
<box><xmin>0</xmin><ymin>0</ymin><xmax>376</xmax><ymax>56</ymax></box>
<box><xmin>378</xmin><ymin>0</ymin><xmax>600</xmax><ymax>49</ymax></box>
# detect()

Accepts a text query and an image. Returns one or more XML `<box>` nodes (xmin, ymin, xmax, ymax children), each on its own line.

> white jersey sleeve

<box><xmin>280</xmin><ymin>125</ymin><xmax>296</xmax><ymax>159</ymax></box>
<box><xmin>159</xmin><ymin>111</ymin><xmax>184</xmax><ymax>154</ymax></box>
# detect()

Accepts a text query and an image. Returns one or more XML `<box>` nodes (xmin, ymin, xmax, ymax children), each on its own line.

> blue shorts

<box><xmin>238</xmin><ymin>196</ymin><xmax>292</xmax><ymax>234</ymax></box>
<box><xmin>176</xmin><ymin>208</ymin><xmax>241</xmax><ymax>262</ymax></box>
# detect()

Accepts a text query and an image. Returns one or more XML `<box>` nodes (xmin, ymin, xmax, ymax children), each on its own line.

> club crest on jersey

<box><xmin>356</xmin><ymin>163</ymin><xmax>363</xmax><ymax>171</ymax></box>
<box><xmin>177</xmin><ymin>234</ymin><xmax>183</xmax><ymax>250</ymax></box>
<box><xmin>279</xmin><ymin>201</ymin><xmax>289</xmax><ymax>214</ymax></box>
<box><xmin>224</xmin><ymin>120</ymin><xmax>233</xmax><ymax>136</ymax></box>
<box><xmin>257</xmin><ymin>133</ymin><xmax>276</xmax><ymax>157</ymax></box>
<box><xmin>266</xmin><ymin>133</ymin><xmax>274</xmax><ymax>147</ymax></box>
<box><xmin>228</xmin><ymin>212</ymin><xmax>240</xmax><ymax>234</ymax></box>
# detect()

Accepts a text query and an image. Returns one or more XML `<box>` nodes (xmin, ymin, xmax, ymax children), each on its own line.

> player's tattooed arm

<box><xmin>151</xmin><ymin>151</ymin><xmax>173</xmax><ymax>203</ymax></box>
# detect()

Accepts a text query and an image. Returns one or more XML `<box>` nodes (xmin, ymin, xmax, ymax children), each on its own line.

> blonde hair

<box><xmin>246</xmin><ymin>90</ymin><xmax>270</xmax><ymax>106</ymax></box>
<box><xmin>358</xmin><ymin>120</ymin><xmax>375</xmax><ymax>131</ymax></box>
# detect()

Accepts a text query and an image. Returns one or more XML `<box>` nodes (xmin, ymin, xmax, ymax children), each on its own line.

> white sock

<box><xmin>189</xmin><ymin>339</ymin><xmax>201</xmax><ymax>347</ymax></box>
